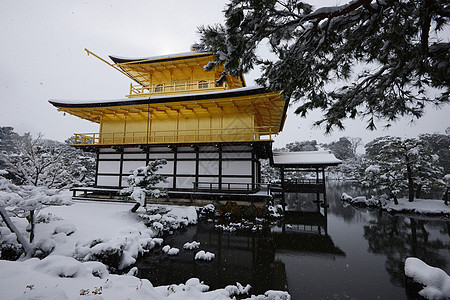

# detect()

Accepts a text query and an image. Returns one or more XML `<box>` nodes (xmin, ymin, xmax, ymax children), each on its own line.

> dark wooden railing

<box><xmin>193</xmin><ymin>182</ymin><xmax>270</xmax><ymax>195</ymax></box>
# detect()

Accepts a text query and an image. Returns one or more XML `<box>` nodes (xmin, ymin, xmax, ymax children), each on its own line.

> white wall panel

<box><xmin>122</xmin><ymin>161</ymin><xmax>147</xmax><ymax>174</ymax></box>
<box><xmin>198</xmin><ymin>160</ymin><xmax>219</xmax><ymax>175</ymax></box>
<box><xmin>177</xmin><ymin>161</ymin><xmax>196</xmax><ymax>174</ymax></box>
<box><xmin>98</xmin><ymin>161</ymin><xmax>121</xmax><ymax>174</ymax></box>
<box><xmin>98</xmin><ymin>153</ymin><xmax>122</xmax><ymax>159</ymax></box>
<box><xmin>123</xmin><ymin>153</ymin><xmax>147</xmax><ymax>159</ymax></box>
<box><xmin>99</xmin><ymin>148</ymin><xmax>117</xmax><ymax>153</ymax></box>
<box><xmin>149</xmin><ymin>153</ymin><xmax>174</xmax><ymax>159</ymax></box>
<box><xmin>199</xmin><ymin>152</ymin><xmax>219</xmax><ymax>159</ymax></box>
<box><xmin>222</xmin><ymin>152</ymin><xmax>252</xmax><ymax>159</ymax></box>
<box><xmin>222</xmin><ymin>160</ymin><xmax>252</xmax><ymax>175</ymax></box>
<box><xmin>177</xmin><ymin>153</ymin><xmax>196</xmax><ymax>159</ymax></box>
<box><xmin>176</xmin><ymin>176</ymin><xmax>195</xmax><ymax>188</ymax></box>
<box><xmin>97</xmin><ymin>176</ymin><xmax>120</xmax><ymax>186</ymax></box>
<box><xmin>153</xmin><ymin>160</ymin><xmax>174</xmax><ymax>174</ymax></box>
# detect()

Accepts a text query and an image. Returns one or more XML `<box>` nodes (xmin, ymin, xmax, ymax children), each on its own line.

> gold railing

<box><xmin>128</xmin><ymin>79</ymin><xmax>228</xmax><ymax>97</ymax></box>
<box><xmin>73</xmin><ymin>127</ymin><xmax>275</xmax><ymax>146</ymax></box>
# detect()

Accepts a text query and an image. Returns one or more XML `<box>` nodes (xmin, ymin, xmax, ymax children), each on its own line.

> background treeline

<box><xmin>0</xmin><ymin>127</ymin><xmax>95</xmax><ymax>189</ymax></box>
<box><xmin>270</xmin><ymin>128</ymin><xmax>450</xmax><ymax>201</ymax></box>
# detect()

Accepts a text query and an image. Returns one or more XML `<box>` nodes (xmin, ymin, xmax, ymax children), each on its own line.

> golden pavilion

<box><xmin>49</xmin><ymin>50</ymin><xmax>288</xmax><ymax>202</ymax></box>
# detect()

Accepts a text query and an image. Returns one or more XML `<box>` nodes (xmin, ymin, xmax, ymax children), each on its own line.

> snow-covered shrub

<box><xmin>34</xmin><ymin>255</ymin><xmax>109</xmax><ymax>279</ymax></box>
<box><xmin>266</xmin><ymin>204</ymin><xmax>283</xmax><ymax>218</ymax></box>
<box><xmin>137</xmin><ymin>206</ymin><xmax>197</xmax><ymax>235</ymax></box>
<box><xmin>405</xmin><ymin>257</ymin><xmax>450</xmax><ymax>299</ymax></box>
<box><xmin>33</xmin><ymin>238</ymin><xmax>56</xmax><ymax>258</ymax></box>
<box><xmin>157</xmin><ymin>278</ymin><xmax>210</xmax><ymax>297</ymax></box>
<box><xmin>162</xmin><ymin>245</ymin><xmax>179</xmax><ymax>255</ymax></box>
<box><xmin>215</xmin><ymin>219</ymin><xmax>264</xmax><ymax>233</ymax></box>
<box><xmin>341</xmin><ymin>193</ymin><xmax>379</xmax><ymax>207</ymax></box>
<box><xmin>341</xmin><ymin>193</ymin><xmax>353</xmax><ymax>202</ymax></box>
<box><xmin>0</xmin><ymin>226</ymin><xmax>22</xmax><ymax>260</ymax></box>
<box><xmin>195</xmin><ymin>250</ymin><xmax>215</xmax><ymax>261</ymax></box>
<box><xmin>120</xmin><ymin>160</ymin><xmax>167</xmax><ymax>211</ymax></box>
<box><xmin>74</xmin><ymin>230</ymin><xmax>162</xmax><ymax>271</ymax></box>
<box><xmin>36</xmin><ymin>212</ymin><xmax>62</xmax><ymax>224</ymax></box>
<box><xmin>0</xmin><ymin>176</ymin><xmax>71</xmax><ymax>256</ymax></box>
<box><xmin>197</xmin><ymin>204</ymin><xmax>217</xmax><ymax>218</ymax></box>
<box><xmin>183</xmin><ymin>241</ymin><xmax>200</xmax><ymax>250</ymax></box>
<box><xmin>53</xmin><ymin>224</ymin><xmax>76</xmax><ymax>236</ymax></box>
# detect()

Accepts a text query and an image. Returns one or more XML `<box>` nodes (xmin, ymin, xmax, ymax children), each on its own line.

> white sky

<box><xmin>1</xmin><ymin>0</ymin><xmax>448</xmax><ymax>149</ymax></box>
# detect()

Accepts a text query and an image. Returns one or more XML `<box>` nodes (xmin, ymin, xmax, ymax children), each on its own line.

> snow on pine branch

<box><xmin>195</xmin><ymin>0</ymin><xmax>449</xmax><ymax>132</ymax></box>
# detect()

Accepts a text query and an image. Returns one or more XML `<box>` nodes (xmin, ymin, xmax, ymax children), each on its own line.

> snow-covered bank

<box><xmin>0</xmin><ymin>196</ymin><xmax>291</xmax><ymax>299</ymax></box>
<box><xmin>0</xmin><ymin>255</ymin><xmax>289</xmax><ymax>299</ymax></box>
<box><xmin>341</xmin><ymin>193</ymin><xmax>450</xmax><ymax>216</ymax></box>
<box><xmin>405</xmin><ymin>257</ymin><xmax>450</xmax><ymax>299</ymax></box>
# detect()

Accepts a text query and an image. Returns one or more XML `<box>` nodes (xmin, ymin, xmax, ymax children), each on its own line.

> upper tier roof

<box><xmin>109</xmin><ymin>51</ymin><xmax>212</xmax><ymax>65</ymax></box>
<box><xmin>49</xmin><ymin>86</ymin><xmax>268</xmax><ymax>108</ymax></box>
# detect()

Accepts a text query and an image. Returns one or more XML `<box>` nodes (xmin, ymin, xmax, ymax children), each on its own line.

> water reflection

<box><xmin>136</xmin><ymin>211</ymin><xmax>345</xmax><ymax>295</ymax></box>
<box><xmin>364</xmin><ymin>213</ymin><xmax>450</xmax><ymax>286</ymax></box>
<box><xmin>135</xmin><ymin>182</ymin><xmax>449</xmax><ymax>299</ymax></box>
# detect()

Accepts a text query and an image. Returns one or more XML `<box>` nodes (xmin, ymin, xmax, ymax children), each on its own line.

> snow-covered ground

<box><xmin>0</xmin><ymin>194</ymin><xmax>290</xmax><ymax>299</ymax></box>
<box><xmin>384</xmin><ymin>198</ymin><xmax>450</xmax><ymax>215</ymax></box>
<box><xmin>341</xmin><ymin>193</ymin><xmax>450</xmax><ymax>215</ymax></box>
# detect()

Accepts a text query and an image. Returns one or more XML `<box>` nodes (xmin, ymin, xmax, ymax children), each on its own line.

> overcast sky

<box><xmin>1</xmin><ymin>0</ymin><xmax>449</xmax><ymax>149</ymax></box>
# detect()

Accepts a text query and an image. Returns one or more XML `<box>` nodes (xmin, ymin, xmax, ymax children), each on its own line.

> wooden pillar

<box><xmin>172</xmin><ymin>146</ymin><xmax>177</xmax><ymax>189</ymax></box>
<box><xmin>94</xmin><ymin>149</ymin><xmax>100</xmax><ymax>187</ymax></box>
<box><xmin>315</xmin><ymin>167</ymin><xmax>320</xmax><ymax>211</ymax></box>
<box><xmin>118</xmin><ymin>148</ymin><xmax>124</xmax><ymax>188</ymax></box>
<box><xmin>280</xmin><ymin>166</ymin><xmax>285</xmax><ymax>212</ymax></box>
<box><xmin>218</xmin><ymin>145</ymin><xmax>222</xmax><ymax>190</ymax></box>
<box><xmin>322</xmin><ymin>167</ymin><xmax>327</xmax><ymax>208</ymax></box>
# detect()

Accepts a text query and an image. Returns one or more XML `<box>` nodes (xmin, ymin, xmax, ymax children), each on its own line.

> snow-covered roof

<box><xmin>109</xmin><ymin>51</ymin><xmax>211</xmax><ymax>64</ymax></box>
<box><xmin>272</xmin><ymin>151</ymin><xmax>342</xmax><ymax>167</ymax></box>
<box><xmin>49</xmin><ymin>86</ymin><xmax>267</xmax><ymax>107</ymax></box>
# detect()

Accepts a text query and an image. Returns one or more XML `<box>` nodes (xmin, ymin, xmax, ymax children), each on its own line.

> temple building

<box><xmin>49</xmin><ymin>50</ymin><xmax>288</xmax><ymax>202</ymax></box>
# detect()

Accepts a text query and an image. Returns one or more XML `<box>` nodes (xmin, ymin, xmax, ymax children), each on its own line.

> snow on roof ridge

<box><xmin>109</xmin><ymin>51</ymin><xmax>210</xmax><ymax>63</ymax></box>
<box><xmin>272</xmin><ymin>151</ymin><xmax>342</xmax><ymax>166</ymax></box>
<box><xmin>49</xmin><ymin>86</ymin><xmax>264</xmax><ymax>105</ymax></box>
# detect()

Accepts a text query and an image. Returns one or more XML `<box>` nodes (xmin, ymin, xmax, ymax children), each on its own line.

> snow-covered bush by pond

<box><xmin>341</xmin><ymin>193</ymin><xmax>381</xmax><ymax>207</ymax></box>
<box><xmin>198</xmin><ymin>204</ymin><xmax>217</xmax><ymax>218</ymax></box>
<box><xmin>183</xmin><ymin>241</ymin><xmax>200</xmax><ymax>250</ymax></box>
<box><xmin>74</xmin><ymin>229</ymin><xmax>162</xmax><ymax>271</ymax></box>
<box><xmin>195</xmin><ymin>250</ymin><xmax>215</xmax><ymax>261</ymax></box>
<box><xmin>267</xmin><ymin>204</ymin><xmax>284</xmax><ymax>218</ymax></box>
<box><xmin>162</xmin><ymin>246</ymin><xmax>179</xmax><ymax>256</ymax></box>
<box><xmin>405</xmin><ymin>257</ymin><xmax>450</xmax><ymax>299</ymax></box>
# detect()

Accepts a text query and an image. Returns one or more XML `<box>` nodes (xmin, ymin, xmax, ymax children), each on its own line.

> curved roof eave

<box><xmin>48</xmin><ymin>86</ymin><xmax>273</xmax><ymax>109</ymax></box>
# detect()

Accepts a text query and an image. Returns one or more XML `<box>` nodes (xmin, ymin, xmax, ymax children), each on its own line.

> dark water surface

<box><xmin>136</xmin><ymin>182</ymin><xmax>450</xmax><ymax>299</ymax></box>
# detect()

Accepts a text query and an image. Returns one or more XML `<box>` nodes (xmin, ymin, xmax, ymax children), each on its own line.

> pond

<box><xmin>135</xmin><ymin>182</ymin><xmax>450</xmax><ymax>299</ymax></box>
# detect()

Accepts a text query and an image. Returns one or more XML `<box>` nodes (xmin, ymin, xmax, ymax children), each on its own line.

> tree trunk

<box><xmin>131</xmin><ymin>203</ymin><xmax>140</xmax><ymax>213</ymax></box>
<box><xmin>0</xmin><ymin>207</ymin><xmax>33</xmax><ymax>257</ymax></box>
<box><xmin>27</xmin><ymin>210</ymin><xmax>35</xmax><ymax>243</ymax></box>
<box><xmin>405</xmin><ymin>156</ymin><xmax>415</xmax><ymax>202</ymax></box>
<box><xmin>415</xmin><ymin>184</ymin><xmax>422</xmax><ymax>199</ymax></box>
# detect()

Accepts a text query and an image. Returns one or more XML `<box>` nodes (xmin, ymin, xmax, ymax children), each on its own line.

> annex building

<box><xmin>49</xmin><ymin>50</ymin><xmax>288</xmax><ymax>202</ymax></box>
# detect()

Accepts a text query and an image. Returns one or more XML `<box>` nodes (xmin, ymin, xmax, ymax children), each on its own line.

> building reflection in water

<box><xmin>136</xmin><ymin>207</ymin><xmax>345</xmax><ymax>296</ymax></box>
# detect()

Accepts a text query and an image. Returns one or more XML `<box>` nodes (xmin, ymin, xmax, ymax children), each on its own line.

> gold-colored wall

<box><xmin>100</xmin><ymin>112</ymin><xmax>255</xmax><ymax>144</ymax></box>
